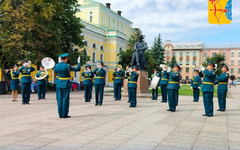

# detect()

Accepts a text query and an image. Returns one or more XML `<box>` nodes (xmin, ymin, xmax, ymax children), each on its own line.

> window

<box><xmin>84</xmin><ymin>41</ymin><xmax>88</xmax><ymax>46</ymax></box>
<box><xmin>212</xmin><ymin>52</ymin><xmax>217</xmax><ymax>56</ymax></box>
<box><xmin>113</xmin><ymin>19</ymin><xmax>115</xmax><ymax>29</ymax></box>
<box><xmin>186</xmin><ymin>68</ymin><xmax>189</xmax><ymax>73</ymax></box>
<box><xmin>180</xmin><ymin>52</ymin><xmax>183</xmax><ymax>57</ymax></box>
<box><xmin>100</xmin><ymin>54</ymin><xmax>103</xmax><ymax>62</ymax></box>
<box><xmin>231</xmin><ymin>52</ymin><xmax>235</xmax><ymax>57</ymax></box>
<box><xmin>179</xmin><ymin>60</ymin><xmax>183</xmax><ymax>65</ymax></box>
<box><xmin>108</xmin><ymin>16</ymin><xmax>111</xmax><ymax>27</ymax></box>
<box><xmin>100</xmin><ymin>45</ymin><xmax>104</xmax><ymax>51</ymax></box>
<box><xmin>231</xmin><ymin>60</ymin><xmax>235</xmax><ymax>66</ymax></box>
<box><xmin>238</xmin><ymin>52</ymin><xmax>240</xmax><ymax>57</ymax></box>
<box><xmin>238</xmin><ymin>60</ymin><xmax>240</xmax><ymax>65</ymax></box>
<box><xmin>93</xmin><ymin>53</ymin><xmax>96</xmax><ymax>63</ymax></box>
<box><xmin>186</xmin><ymin>60</ymin><xmax>190</xmax><ymax>65</ymax></box>
<box><xmin>193</xmin><ymin>52</ymin><xmax>197</xmax><ymax>57</ymax></box>
<box><xmin>230</xmin><ymin>68</ymin><xmax>234</xmax><ymax>74</ymax></box>
<box><xmin>173</xmin><ymin>52</ymin><xmax>176</xmax><ymax>56</ymax></box>
<box><xmin>117</xmin><ymin>21</ymin><xmax>119</xmax><ymax>30</ymax></box>
<box><xmin>204</xmin><ymin>52</ymin><xmax>207</xmax><ymax>57</ymax></box>
<box><xmin>186</xmin><ymin>52</ymin><xmax>190</xmax><ymax>56</ymax></box>
<box><xmin>186</xmin><ymin>76</ymin><xmax>189</xmax><ymax>80</ymax></box>
<box><xmin>92</xmin><ymin>43</ymin><xmax>97</xmax><ymax>49</ymax></box>
<box><xmin>167</xmin><ymin>52</ymin><xmax>170</xmax><ymax>57</ymax></box>
<box><xmin>193</xmin><ymin>60</ymin><xmax>196</xmax><ymax>65</ymax></box>
<box><xmin>119</xmin><ymin>47</ymin><xmax>123</xmax><ymax>52</ymax></box>
<box><xmin>89</xmin><ymin>12</ymin><xmax>93</xmax><ymax>22</ymax></box>
<box><xmin>223</xmin><ymin>52</ymin><xmax>226</xmax><ymax>57</ymax></box>
<box><xmin>238</xmin><ymin>69</ymin><xmax>240</xmax><ymax>74</ymax></box>
<box><xmin>121</xmin><ymin>24</ymin><xmax>123</xmax><ymax>32</ymax></box>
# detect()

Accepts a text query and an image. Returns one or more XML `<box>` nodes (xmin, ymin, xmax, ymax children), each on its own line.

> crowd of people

<box><xmin>5</xmin><ymin>53</ymin><xmax>230</xmax><ymax>118</ymax></box>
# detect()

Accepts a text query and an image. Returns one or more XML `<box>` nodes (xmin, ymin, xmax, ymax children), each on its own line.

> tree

<box><xmin>167</xmin><ymin>56</ymin><xmax>177</xmax><ymax>69</ymax></box>
<box><xmin>145</xmin><ymin>51</ymin><xmax>158</xmax><ymax>75</ymax></box>
<box><xmin>0</xmin><ymin>0</ymin><xmax>86</xmax><ymax>69</ymax></box>
<box><xmin>150</xmin><ymin>34</ymin><xmax>165</xmax><ymax>65</ymax></box>
<box><xmin>202</xmin><ymin>54</ymin><xmax>225</xmax><ymax>76</ymax></box>
<box><xmin>118</xmin><ymin>28</ymin><xmax>142</xmax><ymax>69</ymax></box>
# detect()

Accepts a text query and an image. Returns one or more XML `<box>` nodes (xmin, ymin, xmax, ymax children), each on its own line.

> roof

<box><xmin>80</xmin><ymin>0</ymin><xmax>133</xmax><ymax>25</ymax></box>
<box><xmin>203</xmin><ymin>44</ymin><xmax>240</xmax><ymax>50</ymax></box>
<box><xmin>164</xmin><ymin>40</ymin><xmax>203</xmax><ymax>50</ymax></box>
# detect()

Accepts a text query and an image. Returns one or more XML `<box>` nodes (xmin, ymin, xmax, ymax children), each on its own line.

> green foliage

<box><xmin>202</xmin><ymin>54</ymin><xmax>225</xmax><ymax>76</ymax></box>
<box><xmin>118</xmin><ymin>49</ymin><xmax>134</xmax><ymax>69</ymax></box>
<box><xmin>150</xmin><ymin>34</ymin><xmax>165</xmax><ymax>65</ymax></box>
<box><xmin>145</xmin><ymin>50</ymin><xmax>159</xmax><ymax>76</ymax></box>
<box><xmin>0</xmin><ymin>0</ymin><xmax>85</xmax><ymax>68</ymax></box>
<box><xmin>167</xmin><ymin>56</ymin><xmax>177</xmax><ymax>69</ymax></box>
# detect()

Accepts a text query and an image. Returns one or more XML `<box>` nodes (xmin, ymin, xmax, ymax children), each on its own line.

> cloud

<box><xmin>96</xmin><ymin>0</ymin><xmax>240</xmax><ymax>44</ymax></box>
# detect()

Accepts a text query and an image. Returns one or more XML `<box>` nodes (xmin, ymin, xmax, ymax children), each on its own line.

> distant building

<box><xmin>202</xmin><ymin>44</ymin><xmax>240</xmax><ymax>79</ymax></box>
<box><xmin>164</xmin><ymin>41</ymin><xmax>240</xmax><ymax>81</ymax></box>
<box><xmin>164</xmin><ymin>40</ymin><xmax>203</xmax><ymax>81</ymax></box>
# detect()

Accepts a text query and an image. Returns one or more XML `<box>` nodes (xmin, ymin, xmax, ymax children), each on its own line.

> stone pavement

<box><xmin>0</xmin><ymin>87</ymin><xmax>240</xmax><ymax>150</ymax></box>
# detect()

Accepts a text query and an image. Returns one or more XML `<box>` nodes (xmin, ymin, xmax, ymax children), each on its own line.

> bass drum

<box><xmin>150</xmin><ymin>76</ymin><xmax>160</xmax><ymax>89</ymax></box>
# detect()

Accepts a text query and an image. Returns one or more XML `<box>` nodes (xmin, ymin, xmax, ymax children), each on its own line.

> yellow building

<box><xmin>75</xmin><ymin>0</ymin><xmax>133</xmax><ymax>86</ymax></box>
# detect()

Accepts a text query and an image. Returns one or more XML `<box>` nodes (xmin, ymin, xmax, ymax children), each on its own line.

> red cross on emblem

<box><xmin>209</xmin><ymin>0</ymin><xmax>216</xmax><ymax>4</ymax></box>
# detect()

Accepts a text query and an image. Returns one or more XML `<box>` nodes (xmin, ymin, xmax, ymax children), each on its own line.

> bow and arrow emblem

<box><xmin>209</xmin><ymin>0</ymin><xmax>228</xmax><ymax>23</ymax></box>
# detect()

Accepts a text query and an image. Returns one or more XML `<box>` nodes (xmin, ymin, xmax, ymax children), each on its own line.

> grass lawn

<box><xmin>150</xmin><ymin>84</ymin><xmax>218</xmax><ymax>97</ymax></box>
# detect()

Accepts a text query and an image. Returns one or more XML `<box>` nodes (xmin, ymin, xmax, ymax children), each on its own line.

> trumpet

<box><xmin>4</xmin><ymin>69</ymin><xmax>13</xmax><ymax>72</ymax></box>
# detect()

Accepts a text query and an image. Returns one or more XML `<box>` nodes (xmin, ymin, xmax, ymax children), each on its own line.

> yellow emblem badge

<box><xmin>208</xmin><ymin>0</ymin><xmax>232</xmax><ymax>25</ymax></box>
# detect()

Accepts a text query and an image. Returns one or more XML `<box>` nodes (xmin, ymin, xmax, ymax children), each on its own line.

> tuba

<box><xmin>35</xmin><ymin>57</ymin><xmax>55</xmax><ymax>80</ymax></box>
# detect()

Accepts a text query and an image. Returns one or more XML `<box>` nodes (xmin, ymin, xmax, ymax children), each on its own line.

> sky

<box><xmin>97</xmin><ymin>0</ymin><xmax>240</xmax><ymax>46</ymax></box>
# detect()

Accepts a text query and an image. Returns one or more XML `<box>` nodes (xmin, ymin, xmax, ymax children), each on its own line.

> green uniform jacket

<box><xmin>167</xmin><ymin>71</ymin><xmax>181</xmax><ymax>90</ymax></box>
<box><xmin>36</xmin><ymin>70</ymin><xmax>49</xmax><ymax>85</ymax></box>
<box><xmin>93</xmin><ymin>68</ymin><xmax>106</xmax><ymax>85</ymax></box>
<box><xmin>216</xmin><ymin>72</ymin><xmax>229</xmax><ymax>91</ymax></box>
<box><xmin>126</xmin><ymin>72</ymin><xmax>139</xmax><ymax>88</ymax></box>
<box><xmin>160</xmin><ymin>70</ymin><xmax>169</xmax><ymax>85</ymax></box>
<box><xmin>201</xmin><ymin>70</ymin><xmax>216</xmax><ymax>92</ymax></box>
<box><xmin>54</xmin><ymin>62</ymin><xmax>81</xmax><ymax>89</ymax></box>
<box><xmin>19</xmin><ymin>66</ymin><xmax>35</xmax><ymax>83</ymax></box>
<box><xmin>113</xmin><ymin>70</ymin><xmax>125</xmax><ymax>85</ymax></box>
<box><xmin>82</xmin><ymin>71</ymin><xmax>94</xmax><ymax>85</ymax></box>
<box><xmin>190</xmin><ymin>76</ymin><xmax>202</xmax><ymax>89</ymax></box>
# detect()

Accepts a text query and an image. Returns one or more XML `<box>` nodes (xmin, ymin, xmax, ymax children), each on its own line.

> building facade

<box><xmin>74</xmin><ymin>0</ymin><xmax>133</xmax><ymax>85</ymax></box>
<box><xmin>164</xmin><ymin>40</ymin><xmax>240</xmax><ymax>81</ymax></box>
<box><xmin>202</xmin><ymin>44</ymin><xmax>240</xmax><ymax>79</ymax></box>
<box><xmin>164</xmin><ymin>40</ymin><xmax>203</xmax><ymax>81</ymax></box>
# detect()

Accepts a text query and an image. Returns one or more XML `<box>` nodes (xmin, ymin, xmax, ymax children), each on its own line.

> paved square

<box><xmin>0</xmin><ymin>87</ymin><xmax>240</xmax><ymax>150</ymax></box>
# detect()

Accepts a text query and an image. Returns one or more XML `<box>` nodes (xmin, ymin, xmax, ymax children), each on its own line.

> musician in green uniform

<box><xmin>175</xmin><ymin>74</ymin><xmax>182</xmax><ymax>106</ymax></box>
<box><xmin>200</xmin><ymin>61</ymin><xmax>216</xmax><ymax>117</ymax></box>
<box><xmin>93</xmin><ymin>61</ymin><xmax>106</xmax><ymax>106</ymax></box>
<box><xmin>36</xmin><ymin>65</ymin><xmax>48</xmax><ymax>100</ymax></box>
<box><xmin>215</xmin><ymin>64</ymin><xmax>229</xmax><ymax>112</ymax></box>
<box><xmin>190</xmin><ymin>69</ymin><xmax>202</xmax><ymax>102</ymax></box>
<box><xmin>19</xmin><ymin>61</ymin><xmax>35</xmax><ymax>105</ymax></box>
<box><xmin>113</xmin><ymin>65</ymin><xmax>125</xmax><ymax>101</ymax></box>
<box><xmin>6</xmin><ymin>65</ymin><xmax>20</xmax><ymax>102</ymax></box>
<box><xmin>167</xmin><ymin>64</ymin><xmax>181</xmax><ymax>112</ymax></box>
<box><xmin>126</xmin><ymin>66</ymin><xmax>139</xmax><ymax>107</ymax></box>
<box><xmin>159</xmin><ymin>65</ymin><xmax>169</xmax><ymax>103</ymax></box>
<box><xmin>54</xmin><ymin>53</ymin><xmax>81</xmax><ymax>118</ymax></box>
<box><xmin>82</xmin><ymin>65</ymin><xmax>94</xmax><ymax>102</ymax></box>
<box><xmin>151</xmin><ymin>69</ymin><xmax>160</xmax><ymax>100</ymax></box>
